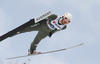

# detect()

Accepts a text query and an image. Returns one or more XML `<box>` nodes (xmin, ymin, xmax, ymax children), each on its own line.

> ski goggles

<box><xmin>64</xmin><ymin>17</ymin><xmax>70</xmax><ymax>23</ymax></box>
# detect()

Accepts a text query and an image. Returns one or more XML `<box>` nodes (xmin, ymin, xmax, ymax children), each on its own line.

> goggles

<box><xmin>64</xmin><ymin>17</ymin><xmax>70</xmax><ymax>23</ymax></box>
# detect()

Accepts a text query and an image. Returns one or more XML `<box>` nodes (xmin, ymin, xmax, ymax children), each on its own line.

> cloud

<box><xmin>34</xmin><ymin>0</ymin><xmax>55</xmax><ymax>6</ymax></box>
<box><xmin>0</xmin><ymin>7</ymin><xmax>6</xmax><ymax>35</ymax></box>
<box><xmin>15</xmin><ymin>0</ymin><xmax>55</xmax><ymax>7</ymax></box>
<box><xmin>0</xmin><ymin>7</ymin><xmax>12</xmax><ymax>34</ymax></box>
<box><xmin>30</xmin><ymin>55</ymin><xmax>68</xmax><ymax>64</ymax></box>
<box><xmin>0</xmin><ymin>7</ymin><xmax>13</xmax><ymax>59</ymax></box>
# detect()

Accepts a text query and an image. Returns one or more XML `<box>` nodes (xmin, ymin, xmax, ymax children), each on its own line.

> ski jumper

<box><xmin>11</xmin><ymin>14</ymin><xmax>67</xmax><ymax>54</ymax></box>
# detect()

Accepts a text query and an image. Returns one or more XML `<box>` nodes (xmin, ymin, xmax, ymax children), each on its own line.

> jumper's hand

<box><xmin>48</xmin><ymin>32</ymin><xmax>52</xmax><ymax>38</ymax></box>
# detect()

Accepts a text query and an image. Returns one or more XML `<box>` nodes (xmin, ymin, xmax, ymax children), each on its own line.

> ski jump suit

<box><xmin>12</xmin><ymin>14</ymin><xmax>67</xmax><ymax>54</ymax></box>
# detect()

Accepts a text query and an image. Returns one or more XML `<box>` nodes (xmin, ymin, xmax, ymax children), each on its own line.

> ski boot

<box><xmin>28</xmin><ymin>50</ymin><xmax>41</xmax><ymax>55</ymax></box>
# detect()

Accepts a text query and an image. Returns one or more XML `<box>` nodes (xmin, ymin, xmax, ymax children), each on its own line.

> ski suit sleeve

<box><xmin>47</xmin><ymin>14</ymin><xmax>58</xmax><ymax>20</ymax></box>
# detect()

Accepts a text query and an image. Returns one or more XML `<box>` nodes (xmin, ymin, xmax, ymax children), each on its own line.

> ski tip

<box><xmin>80</xmin><ymin>43</ymin><xmax>84</xmax><ymax>45</ymax></box>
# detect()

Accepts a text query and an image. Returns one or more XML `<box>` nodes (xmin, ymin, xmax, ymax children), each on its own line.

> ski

<box><xmin>6</xmin><ymin>43</ymin><xmax>84</xmax><ymax>59</ymax></box>
<box><xmin>35</xmin><ymin>11</ymin><xmax>51</xmax><ymax>23</ymax></box>
<box><xmin>0</xmin><ymin>19</ymin><xmax>35</xmax><ymax>42</ymax></box>
<box><xmin>0</xmin><ymin>11</ymin><xmax>52</xmax><ymax>42</ymax></box>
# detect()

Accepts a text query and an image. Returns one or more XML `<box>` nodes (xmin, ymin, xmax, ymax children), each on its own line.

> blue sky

<box><xmin>0</xmin><ymin>0</ymin><xmax>100</xmax><ymax>64</ymax></box>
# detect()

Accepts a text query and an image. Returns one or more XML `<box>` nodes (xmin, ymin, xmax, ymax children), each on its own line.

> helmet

<box><xmin>63</xmin><ymin>13</ymin><xmax>72</xmax><ymax>22</ymax></box>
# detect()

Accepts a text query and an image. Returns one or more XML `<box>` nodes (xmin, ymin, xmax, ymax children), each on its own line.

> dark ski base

<box><xmin>0</xmin><ymin>19</ymin><xmax>35</xmax><ymax>42</ymax></box>
<box><xmin>0</xmin><ymin>11</ymin><xmax>53</xmax><ymax>42</ymax></box>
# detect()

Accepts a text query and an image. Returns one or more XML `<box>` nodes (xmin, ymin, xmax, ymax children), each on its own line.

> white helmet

<box><xmin>63</xmin><ymin>13</ymin><xmax>72</xmax><ymax>22</ymax></box>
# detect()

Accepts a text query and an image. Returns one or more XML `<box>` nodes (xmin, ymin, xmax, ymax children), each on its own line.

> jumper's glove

<box><xmin>48</xmin><ymin>32</ymin><xmax>52</xmax><ymax>38</ymax></box>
